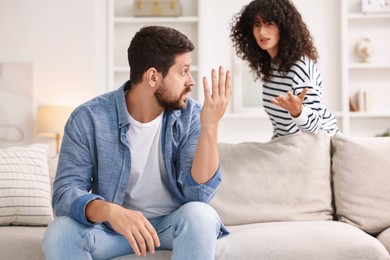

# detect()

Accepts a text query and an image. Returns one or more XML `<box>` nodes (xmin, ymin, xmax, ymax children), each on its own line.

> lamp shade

<box><xmin>37</xmin><ymin>105</ymin><xmax>73</xmax><ymax>136</ymax></box>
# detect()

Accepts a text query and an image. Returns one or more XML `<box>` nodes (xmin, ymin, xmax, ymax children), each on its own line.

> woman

<box><xmin>230</xmin><ymin>0</ymin><xmax>339</xmax><ymax>139</ymax></box>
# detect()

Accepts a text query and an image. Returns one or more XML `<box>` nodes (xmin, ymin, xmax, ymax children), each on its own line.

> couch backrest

<box><xmin>211</xmin><ymin>132</ymin><xmax>333</xmax><ymax>226</ymax></box>
<box><xmin>331</xmin><ymin>133</ymin><xmax>390</xmax><ymax>236</ymax></box>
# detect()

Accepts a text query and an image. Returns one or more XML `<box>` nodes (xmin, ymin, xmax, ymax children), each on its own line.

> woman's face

<box><xmin>252</xmin><ymin>15</ymin><xmax>280</xmax><ymax>58</ymax></box>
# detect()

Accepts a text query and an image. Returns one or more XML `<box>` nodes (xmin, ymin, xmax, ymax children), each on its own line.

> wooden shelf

<box><xmin>349</xmin><ymin>112</ymin><xmax>390</xmax><ymax>118</ymax></box>
<box><xmin>348</xmin><ymin>63</ymin><xmax>390</xmax><ymax>69</ymax></box>
<box><xmin>114</xmin><ymin>16</ymin><xmax>198</xmax><ymax>24</ymax></box>
<box><xmin>348</xmin><ymin>13</ymin><xmax>390</xmax><ymax>20</ymax></box>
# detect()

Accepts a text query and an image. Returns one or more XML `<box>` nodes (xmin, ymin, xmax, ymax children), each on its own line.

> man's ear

<box><xmin>146</xmin><ymin>68</ymin><xmax>159</xmax><ymax>88</ymax></box>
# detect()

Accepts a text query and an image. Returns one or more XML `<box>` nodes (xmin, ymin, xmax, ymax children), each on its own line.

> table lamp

<box><xmin>37</xmin><ymin>105</ymin><xmax>73</xmax><ymax>154</ymax></box>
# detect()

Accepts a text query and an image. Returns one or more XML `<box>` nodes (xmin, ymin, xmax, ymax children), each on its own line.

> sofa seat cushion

<box><xmin>378</xmin><ymin>228</ymin><xmax>390</xmax><ymax>253</ymax></box>
<box><xmin>212</xmin><ymin>132</ymin><xmax>333</xmax><ymax>226</ymax></box>
<box><xmin>216</xmin><ymin>221</ymin><xmax>389</xmax><ymax>260</ymax></box>
<box><xmin>0</xmin><ymin>226</ymin><xmax>46</xmax><ymax>260</ymax></box>
<box><xmin>112</xmin><ymin>221</ymin><xmax>389</xmax><ymax>260</ymax></box>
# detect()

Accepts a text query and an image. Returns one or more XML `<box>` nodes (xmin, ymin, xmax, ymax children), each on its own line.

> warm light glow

<box><xmin>37</xmin><ymin>105</ymin><xmax>73</xmax><ymax>154</ymax></box>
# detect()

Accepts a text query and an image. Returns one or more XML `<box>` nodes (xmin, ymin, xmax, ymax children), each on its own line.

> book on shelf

<box><xmin>350</xmin><ymin>89</ymin><xmax>373</xmax><ymax>112</ymax></box>
<box><xmin>349</xmin><ymin>96</ymin><xmax>359</xmax><ymax>112</ymax></box>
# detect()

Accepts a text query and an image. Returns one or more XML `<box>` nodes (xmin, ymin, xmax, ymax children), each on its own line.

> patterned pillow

<box><xmin>0</xmin><ymin>144</ymin><xmax>53</xmax><ymax>226</ymax></box>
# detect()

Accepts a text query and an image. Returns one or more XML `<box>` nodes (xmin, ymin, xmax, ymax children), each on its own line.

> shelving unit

<box><xmin>340</xmin><ymin>0</ymin><xmax>390</xmax><ymax>136</ymax></box>
<box><xmin>107</xmin><ymin>0</ymin><xmax>202</xmax><ymax>100</ymax></box>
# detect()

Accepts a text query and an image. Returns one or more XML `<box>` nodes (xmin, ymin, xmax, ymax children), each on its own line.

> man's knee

<box><xmin>179</xmin><ymin>202</ymin><xmax>220</xmax><ymax>228</ymax></box>
<box><xmin>42</xmin><ymin>216</ymin><xmax>86</xmax><ymax>254</ymax></box>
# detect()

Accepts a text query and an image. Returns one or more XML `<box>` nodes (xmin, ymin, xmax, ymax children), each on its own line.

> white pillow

<box><xmin>332</xmin><ymin>133</ymin><xmax>390</xmax><ymax>235</ymax></box>
<box><xmin>0</xmin><ymin>144</ymin><xmax>54</xmax><ymax>226</ymax></box>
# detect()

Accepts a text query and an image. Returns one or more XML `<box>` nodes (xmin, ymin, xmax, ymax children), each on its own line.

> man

<box><xmin>42</xmin><ymin>25</ymin><xmax>231</xmax><ymax>259</ymax></box>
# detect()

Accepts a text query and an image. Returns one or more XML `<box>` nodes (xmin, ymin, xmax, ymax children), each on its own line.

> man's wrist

<box><xmin>86</xmin><ymin>199</ymin><xmax>110</xmax><ymax>223</ymax></box>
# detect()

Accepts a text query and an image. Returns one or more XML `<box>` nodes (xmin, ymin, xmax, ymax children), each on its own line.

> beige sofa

<box><xmin>1</xmin><ymin>133</ymin><xmax>390</xmax><ymax>260</ymax></box>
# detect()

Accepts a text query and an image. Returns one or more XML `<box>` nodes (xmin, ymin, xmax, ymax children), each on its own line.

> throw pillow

<box><xmin>0</xmin><ymin>144</ymin><xmax>54</xmax><ymax>226</ymax></box>
<box><xmin>211</xmin><ymin>132</ymin><xmax>333</xmax><ymax>226</ymax></box>
<box><xmin>332</xmin><ymin>133</ymin><xmax>390</xmax><ymax>235</ymax></box>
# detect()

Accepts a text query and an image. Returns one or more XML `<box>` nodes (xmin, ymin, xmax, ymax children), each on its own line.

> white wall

<box><xmin>0</xmin><ymin>0</ymin><xmax>107</xmax><ymax>107</ymax></box>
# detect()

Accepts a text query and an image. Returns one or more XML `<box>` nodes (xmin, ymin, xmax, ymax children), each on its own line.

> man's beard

<box><xmin>154</xmin><ymin>83</ymin><xmax>191</xmax><ymax>110</ymax></box>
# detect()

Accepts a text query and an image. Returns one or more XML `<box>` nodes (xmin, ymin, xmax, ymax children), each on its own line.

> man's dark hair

<box><xmin>128</xmin><ymin>25</ymin><xmax>195</xmax><ymax>84</ymax></box>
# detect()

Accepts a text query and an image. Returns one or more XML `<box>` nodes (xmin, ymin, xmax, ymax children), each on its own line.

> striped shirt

<box><xmin>262</xmin><ymin>57</ymin><xmax>339</xmax><ymax>139</ymax></box>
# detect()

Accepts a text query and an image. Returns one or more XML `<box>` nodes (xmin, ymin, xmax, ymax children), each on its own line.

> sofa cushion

<box><xmin>215</xmin><ymin>221</ymin><xmax>389</xmax><ymax>260</ymax></box>
<box><xmin>332</xmin><ymin>134</ymin><xmax>390</xmax><ymax>235</ymax></box>
<box><xmin>112</xmin><ymin>221</ymin><xmax>390</xmax><ymax>260</ymax></box>
<box><xmin>211</xmin><ymin>132</ymin><xmax>333</xmax><ymax>226</ymax></box>
<box><xmin>0</xmin><ymin>226</ymin><xmax>46</xmax><ymax>260</ymax></box>
<box><xmin>0</xmin><ymin>144</ymin><xmax>54</xmax><ymax>226</ymax></box>
<box><xmin>377</xmin><ymin>227</ymin><xmax>390</xmax><ymax>254</ymax></box>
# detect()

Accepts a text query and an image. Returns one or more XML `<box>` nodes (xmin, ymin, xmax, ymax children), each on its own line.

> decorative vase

<box><xmin>354</xmin><ymin>37</ymin><xmax>373</xmax><ymax>63</ymax></box>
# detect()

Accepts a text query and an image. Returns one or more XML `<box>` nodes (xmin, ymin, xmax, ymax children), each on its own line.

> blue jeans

<box><xmin>42</xmin><ymin>201</ymin><xmax>227</xmax><ymax>260</ymax></box>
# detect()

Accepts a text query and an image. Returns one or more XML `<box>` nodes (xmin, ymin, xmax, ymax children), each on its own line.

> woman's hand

<box><xmin>271</xmin><ymin>88</ymin><xmax>308</xmax><ymax>118</ymax></box>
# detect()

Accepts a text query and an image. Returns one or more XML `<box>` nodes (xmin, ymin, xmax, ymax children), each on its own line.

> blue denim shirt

<box><xmin>52</xmin><ymin>81</ymin><xmax>222</xmax><ymax>226</ymax></box>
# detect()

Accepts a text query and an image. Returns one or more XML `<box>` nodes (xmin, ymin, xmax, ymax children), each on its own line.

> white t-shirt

<box><xmin>122</xmin><ymin>111</ymin><xmax>180</xmax><ymax>219</ymax></box>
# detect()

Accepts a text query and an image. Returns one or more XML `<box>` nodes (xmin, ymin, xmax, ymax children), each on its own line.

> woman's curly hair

<box><xmin>230</xmin><ymin>0</ymin><xmax>318</xmax><ymax>82</ymax></box>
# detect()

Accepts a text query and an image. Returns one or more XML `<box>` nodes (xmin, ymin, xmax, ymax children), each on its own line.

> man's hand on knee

<box><xmin>86</xmin><ymin>200</ymin><xmax>160</xmax><ymax>256</ymax></box>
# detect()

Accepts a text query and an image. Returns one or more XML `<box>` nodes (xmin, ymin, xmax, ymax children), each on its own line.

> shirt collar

<box><xmin>115</xmin><ymin>80</ymin><xmax>132</xmax><ymax>129</ymax></box>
